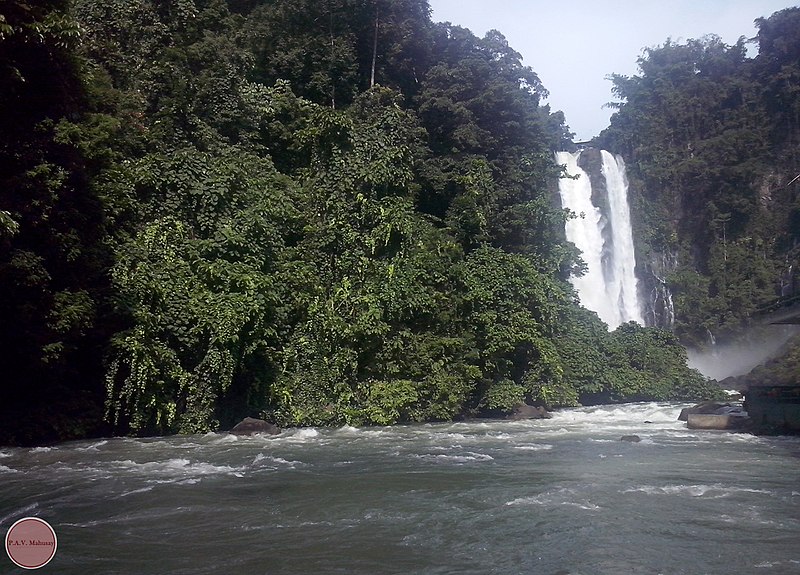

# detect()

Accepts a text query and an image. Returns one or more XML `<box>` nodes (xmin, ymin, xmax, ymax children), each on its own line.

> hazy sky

<box><xmin>428</xmin><ymin>1</ymin><xmax>798</xmax><ymax>141</ymax></box>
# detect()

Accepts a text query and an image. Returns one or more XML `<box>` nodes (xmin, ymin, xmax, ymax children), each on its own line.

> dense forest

<box><xmin>597</xmin><ymin>7</ymin><xmax>800</xmax><ymax>349</ymax></box>
<box><xmin>9</xmin><ymin>1</ymin><xmax>800</xmax><ymax>445</ymax></box>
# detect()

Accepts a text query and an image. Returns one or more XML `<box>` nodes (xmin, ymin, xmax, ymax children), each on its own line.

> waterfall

<box><xmin>647</xmin><ymin>251</ymin><xmax>677</xmax><ymax>330</ymax></box>
<box><xmin>556</xmin><ymin>150</ymin><xmax>644</xmax><ymax>329</ymax></box>
<box><xmin>664</xmin><ymin>288</ymin><xmax>675</xmax><ymax>329</ymax></box>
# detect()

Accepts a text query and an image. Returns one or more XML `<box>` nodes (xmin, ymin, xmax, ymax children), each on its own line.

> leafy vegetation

<box><xmin>732</xmin><ymin>335</ymin><xmax>800</xmax><ymax>388</ymax></box>
<box><xmin>0</xmin><ymin>0</ymin><xmax>728</xmax><ymax>444</ymax></box>
<box><xmin>598</xmin><ymin>8</ymin><xmax>800</xmax><ymax>349</ymax></box>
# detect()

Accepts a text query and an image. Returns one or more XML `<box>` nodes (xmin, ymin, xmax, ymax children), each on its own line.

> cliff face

<box><xmin>576</xmin><ymin>148</ymin><xmax>607</xmax><ymax>212</ymax></box>
<box><xmin>640</xmin><ymin>249</ymin><xmax>677</xmax><ymax>330</ymax></box>
<box><xmin>595</xmin><ymin>11</ymin><xmax>800</xmax><ymax>348</ymax></box>
<box><xmin>623</xmin><ymin>159</ymin><xmax>799</xmax><ymax>346</ymax></box>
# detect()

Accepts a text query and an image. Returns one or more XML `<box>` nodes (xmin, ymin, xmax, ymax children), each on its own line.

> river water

<box><xmin>1</xmin><ymin>403</ymin><xmax>799</xmax><ymax>575</ymax></box>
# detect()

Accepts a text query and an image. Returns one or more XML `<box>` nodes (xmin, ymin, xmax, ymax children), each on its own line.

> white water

<box><xmin>556</xmin><ymin>151</ymin><xmax>609</xmax><ymax>324</ymax></box>
<box><xmin>2</xmin><ymin>403</ymin><xmax>799</xmax><ymax>575</ymax></box>
<box><xmin>557</xmin><ymin>150</ymin><xmax>644</xmax><ymax>329</ymax></box>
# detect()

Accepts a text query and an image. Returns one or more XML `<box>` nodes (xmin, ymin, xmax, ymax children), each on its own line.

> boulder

<box><xmin>508</xmin><ymin>403</ymin><xmax>552</xmax><ymax>420</ymax></box>
<box><xmin>230</xmin><ymin>417</ymin><xmax>280</xmax><ymax>436</ymax></box>
<box><xmin>678</xmin><ymin>401</ymin><xmax>731</xmax><ymax>421</ymax></box>
<box><xmin>620</xmin><ymin>435</ymin><xmax>641</xmax><ymax>442</ymax></box>
<box><xmin>686</xmin><ymin>414</ymin><xmax>732</xmax><ymax>430</ymax></box>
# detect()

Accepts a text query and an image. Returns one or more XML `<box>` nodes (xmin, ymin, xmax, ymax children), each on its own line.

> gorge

<box><xmin>2</xmin><ymin>3</ymin><xmax>800</xmax><ymax>572</ymax></box>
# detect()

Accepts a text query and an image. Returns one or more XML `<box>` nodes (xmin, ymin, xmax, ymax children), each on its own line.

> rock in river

<box><xmin>678</xmin><ymin>401</ymin><xmax>731</xmax><ymax>422</ymax></box>
<box><xmin>620</xmin><ymin>435</ymin><xmax>641</xmax><ymax>442</ymax></box>
<box><xmin>508</xmin><ymin>403</ymin><xmax>552</xmax><ymax>420</ymax></box>
<box><xmin>230</xmin><ymin>417</ymin><xmax>280</xmax><ymax>436</ymax></box>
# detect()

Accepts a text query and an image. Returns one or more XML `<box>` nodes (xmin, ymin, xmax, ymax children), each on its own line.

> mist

<box><xmin>687</xmin><ymin>326</ymin><xmax>800</xmax><ymax>381</ymax></box>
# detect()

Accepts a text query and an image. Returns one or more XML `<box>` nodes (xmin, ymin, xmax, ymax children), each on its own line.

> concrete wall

<box><xmin>744</xmin><ymin>386</ymin><xmax>800</xmax><ymax>432</ymax></box>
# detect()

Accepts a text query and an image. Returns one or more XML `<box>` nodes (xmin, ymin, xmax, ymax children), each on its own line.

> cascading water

<box><xmin>556</xmin><ymin>150</ymin><xmax>645</xmax><ymax>329</ymax></box>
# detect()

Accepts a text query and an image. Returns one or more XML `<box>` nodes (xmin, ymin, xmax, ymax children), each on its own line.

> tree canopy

<box><xmin>0</xmin><ymin>0</ymin><xmax>723</xmax><ymax>444</ymax></box>
<box><xmin>599</xmin><ymin>8</ymin><xmax>800</xmax><ymax>349</ymax></box>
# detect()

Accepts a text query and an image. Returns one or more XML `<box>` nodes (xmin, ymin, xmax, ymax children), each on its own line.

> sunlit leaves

<box><xmin>105</xmin><ymin>147</ymin><xmax>296</xmax><ymax>434</ymax></box>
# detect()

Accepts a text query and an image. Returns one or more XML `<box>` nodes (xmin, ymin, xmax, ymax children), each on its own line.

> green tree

<box><xmin>105</xmin><ymin>146</ymin><xmax>298</xmax><ymax>434</ymax></box>
<box><xmin>462</xmin><ymin>246</ymin><xmax>572</xmax><ymax>410</ymax></box>
<box><xmin>599</xmin><ymin>21</ymin><xmax>798</xmax><ymax>346</ymax></box>
<box><xmin>0</xmin><ymin>0</ymin><xmax>120</xmax><ymax>444</ymax></box>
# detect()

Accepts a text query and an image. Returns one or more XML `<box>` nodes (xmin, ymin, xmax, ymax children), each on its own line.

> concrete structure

<box><xmin>687</xmin><ymin>414</ymin><xmax>733</xmax><ymax>430</ymax></box>
<box><xmin>743</xmin><ymin>384</ymin><xmax>800</xmax><ymax>433</ymax></box>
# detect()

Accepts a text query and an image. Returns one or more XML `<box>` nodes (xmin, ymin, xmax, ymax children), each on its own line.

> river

<box><xmin>1</xmin><ymin>403</ymin><xmax>799</xmax><ymax>574</ymax></box>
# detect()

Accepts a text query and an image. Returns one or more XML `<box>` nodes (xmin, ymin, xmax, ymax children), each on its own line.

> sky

<box><xmin>428</xmin><ymin>0</ymin><xmax>798</xmax><ymax>141</ymax></box>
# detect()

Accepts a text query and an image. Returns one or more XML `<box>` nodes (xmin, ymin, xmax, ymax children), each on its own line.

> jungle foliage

<box><xmin>1</xmin><ymin>0</ymin><xmax>723</xmax><ymax>444</ymax></box>
<box><xmin>598</xmin><ymin>7</ymin><xmax>800</xmax><ymax>349</ymax></box>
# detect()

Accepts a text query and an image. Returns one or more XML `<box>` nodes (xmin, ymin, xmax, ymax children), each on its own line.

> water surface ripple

<box><xmin>1</xmin><ymin>403</ymin><xmax>799</xmax><ymax>574</ymax></box>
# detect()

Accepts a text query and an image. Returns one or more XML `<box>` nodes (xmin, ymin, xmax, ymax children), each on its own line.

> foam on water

<box><xmin>0</xmin><ymin>503</ymin><xmax>39</xmax><ymax>526</ymax></box>
<box><xmin>512</xmin><ymin>444</ymin><xmax>553</xmax><ymax>451</ymax></box>
<box><xmin>755</xmin><ymin>561</ymin><xmax>787</xmax><ymax>569</ymax></box>
<box><xmin>147</xmin><ymin>477</ymin><xmax>202</xmax><ymax>486</ymax></box>
<box><xmin>252</xmin><ymin>453</ymin><xmax>303</xmax><ymax>468</ymax></box>
<box><xmin>439</xmin><ymin>432</ymin><xmax>468</xmax><ymax>441</ymax></box>
<box><xmin>113</xmin><ymin>458</ymin><xmax>245</xmax><ymax>478</ymax></box>
<box><xmin>506</xmin><ymin>487</ymin><xmax>602</xmax><ymax>511</ymax></box>
<box><xmin>209</xmin><ymin>433</ymin><xmax>239</xmax><ymax>445</ymax></box>
<box><xmin>549</xmin><ymin>402</ymin><xmax>683</xmax><ymax>425</ymax></box>
<box><xmin>77</xmin><ymin>439</ymin><xmax>109</xmax><ymax>451</ymax></box>
<box><xmin>119</xmin><ymin>486</ymin><xmax>155</xmax><ymax>497</ymax></box>
<box><xmin>413</xmin><ymin>451</ymin><xmax>494</xmax><ymax>464</ymax></box>
<box><xmin>623</xmin><ymin>484</ymin><xmax>773</xmax><ymax>498</ymax></box>
<box><xmin>3</xmin><ymin>402</ymin><xmax>799</xmax><ymax>575</ymax></box>
<box><xmin>283</xmin><ymin>428</ymin><xmax>321</xmax><ymax>442</ymax></box>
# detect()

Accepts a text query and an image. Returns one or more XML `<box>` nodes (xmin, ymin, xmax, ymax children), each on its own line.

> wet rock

<box><xmin>678</xmin><ymin>401</ymin><xmax>731</xmax><ymax>421</ymax></box>
<box><xmin>576</xmin><ymin>147</ymin><xmax>608</xmax><ymax>210</ymax></box>
<box><xmin>687</xmin><ymin>411</ymin><xmax>751</xmax><ymax>430</ymax></box>
<box><xmin>230</xmin><ymin>417</ymin><xmax>280</xmax><ymax>436</ymax></box>
<box><xmin>508</xmin><ymin>403</ymin><xmax>552</xmax><ymax>420</ymax></box>
<box><xmin>620</xmin><ymin>435</ymin><xmax>641</xmax><ymax>442</ymax></box>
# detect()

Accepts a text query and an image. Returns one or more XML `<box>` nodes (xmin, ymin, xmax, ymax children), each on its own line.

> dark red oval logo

<box><xmin>5</xmin><ymin>517</ymin><xmax>57</xmax><ymax>569</ymax></box>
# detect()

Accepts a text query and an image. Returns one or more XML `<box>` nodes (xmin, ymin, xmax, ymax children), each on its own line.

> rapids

<box><xmin>1</xmin><ymin>403</ymin><xmax>799</xmax><ymax>574</ymax></box>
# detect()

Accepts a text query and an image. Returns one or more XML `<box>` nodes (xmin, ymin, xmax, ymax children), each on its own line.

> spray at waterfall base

<box><xmin>557</xmin><ymin>149</ymin><xmax>799</xmax><ymax>389</ymax></box>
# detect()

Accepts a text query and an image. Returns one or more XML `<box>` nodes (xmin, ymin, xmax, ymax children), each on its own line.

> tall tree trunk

<box><xmin>329</xmin><ymin>7</ymin><xmax>336</xmax><ymax>108</ymax></box>
<box><xmin>370</xmin><ymin>1</ymin><xmax>379</xmax><ymax>88</ymax></box>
